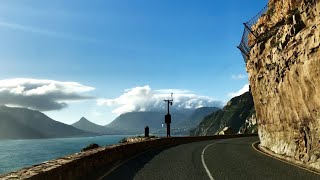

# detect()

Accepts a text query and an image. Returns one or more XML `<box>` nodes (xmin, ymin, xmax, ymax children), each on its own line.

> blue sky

<box><xmin>0</xmin><ymin>0</ymin><xmax>268</xmax><ymax>125</ymax></box>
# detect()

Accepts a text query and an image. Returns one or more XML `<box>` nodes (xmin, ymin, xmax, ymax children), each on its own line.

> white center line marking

<box><xmin>201</xmin><ymin>139</ymin><xmax>233</xmax><ymax>180</ymax></box>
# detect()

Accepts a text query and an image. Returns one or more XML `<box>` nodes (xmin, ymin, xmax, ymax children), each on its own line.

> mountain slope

<box><xmin>0</xmin><ymin>115</ymin><xmax>45</xmax><ymax>139</ymax></box>
<box><xmin>0</xmin><ymin>106</ymin><xmax>93</xmax><ymax>139</ymax></box>
<box><xmin>72</xmin><ymin>117</ymin><xmax>116</xmax><ymax>135</ymax></box>
<box><xmin>191</xmin><ymin>92</ymin><xmax>255</xmax><ymax>136</ymax></box>
<box><xmin>177</xmin><ymin>107</ymin><xmax>220</xmax><ymax>128</ymax></box>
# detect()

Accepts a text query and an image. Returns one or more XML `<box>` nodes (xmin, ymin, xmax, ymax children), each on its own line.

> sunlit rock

<box><xmin>247</xmin><ymin>0</ymin><xmax>320</xmax><ymax>170</ymax></box>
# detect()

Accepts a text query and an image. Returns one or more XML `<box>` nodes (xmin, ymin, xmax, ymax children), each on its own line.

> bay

<box><xmin>0</xmin><ymin>135</ymin><xmax>129</xmax><ymax>175</ymax></box>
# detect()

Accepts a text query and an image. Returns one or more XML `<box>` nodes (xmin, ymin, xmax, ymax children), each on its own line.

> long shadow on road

<box><xmin>98</xmin><ymin>145</ymin><xmax>177</xmax><ymax>180</ymax></box>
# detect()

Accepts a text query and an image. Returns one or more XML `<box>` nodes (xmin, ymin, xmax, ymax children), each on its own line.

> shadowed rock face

<box><xmin>247</xmin><ymin>0</ymin><xmax>320</xmax><ymax>170</ymax></box>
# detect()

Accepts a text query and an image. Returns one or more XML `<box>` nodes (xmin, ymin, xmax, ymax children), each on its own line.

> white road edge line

<box><xmin>201</xmin><ymin>139</ymin><xmax>233</xmax><ymax>180</ymax></box>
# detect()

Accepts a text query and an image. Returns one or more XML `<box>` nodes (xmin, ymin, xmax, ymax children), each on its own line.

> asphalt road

<box><xmin>99</xmin><ymin>137</ymin><xmax>320</xmax><ymax>180</ymax></box>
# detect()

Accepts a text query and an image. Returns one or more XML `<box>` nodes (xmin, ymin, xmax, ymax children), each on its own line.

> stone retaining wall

<box><xmin>1</xmin><ymin>135</ymin><xmax>256</xmax><ymax>180</ymax></box>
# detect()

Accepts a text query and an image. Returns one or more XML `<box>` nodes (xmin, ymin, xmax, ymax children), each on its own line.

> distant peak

<box><xmin>80</xmin><ymin>117</ymin><xmax>89</xmax><ymax>121</ymax></box>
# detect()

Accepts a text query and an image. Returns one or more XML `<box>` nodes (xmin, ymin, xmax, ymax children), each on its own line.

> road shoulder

<box><xmin>252</xmin><ymin>141</ymin><xmax>320</xmax><ymax>175</ymax></box>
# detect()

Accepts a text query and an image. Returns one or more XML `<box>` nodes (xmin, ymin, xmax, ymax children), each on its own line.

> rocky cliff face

<box><xmin>247</xmin><ymin>0</ymin><xmax>320</xmax><ymax>169</ymax></box>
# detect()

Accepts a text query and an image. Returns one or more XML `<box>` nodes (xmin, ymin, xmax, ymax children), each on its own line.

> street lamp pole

<box><xmin>164</xmin><ymin>93</ymin><xmax>173</xmax><ymax>137</ymax></box>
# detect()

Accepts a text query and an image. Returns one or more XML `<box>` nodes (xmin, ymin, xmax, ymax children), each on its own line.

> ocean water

<box><xmin>0</xmin><ymin>135</ymin><xmax>129</xmax><ymax>175</ymax></box>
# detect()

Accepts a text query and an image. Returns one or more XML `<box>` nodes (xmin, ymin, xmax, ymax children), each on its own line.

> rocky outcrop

<box><xmin>247</xmin><ymin>0</ymin><xmax>320</xmax><ymax>170</ymax></box>
<box><xmin>81</xmin><ymin>143</ymin><xmax>100</xmax><ymax>152</ymax></box>
<box><xmin>190</xmin><ymin>92</ymin><xmax>255</xmax><ymax>136</ymax></box>
<box><xmin>119</xmin><ymin>136</ymin><xmax>158</xmax><ymax>143</ymax></box>
<box><xmin>218</xmin><ymin>127</ymin><xmax>234</xmax><ymax>135</ymax></box>
<box><xmin>239</xmin><ymin>113</ymin><xmax>258</xmax><ymax>134</ymax></box>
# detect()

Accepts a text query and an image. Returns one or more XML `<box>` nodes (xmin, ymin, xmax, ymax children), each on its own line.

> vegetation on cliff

<box><xmin>190</xmin><ymin>92</ymin><xmax>255</xmax><ymax>136</ymax></box>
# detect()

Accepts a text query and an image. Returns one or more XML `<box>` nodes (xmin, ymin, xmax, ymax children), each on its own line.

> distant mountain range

<box><xmin>0</xmin><ymin>105</ymin><xmax>220</xmax><ymax>139</ymax></box>
<box><xmin>71</xmin><ymin>117</ymin><xmax>119</xmax><ymax>135</ymax></box>
<box><xmin>105</xmin><ymin>111</ymin><xmax>187</xmax><ymax>134</ymax></box>
<box><xmin>105</xmin><ymin>107</ymin><xmax>220</xmax><ymax>135</ymax></box>
<box><xmin>0</xmin><ymin>106</ymin><xmax>94</xmax><ymax>139</ymax></box>
<box><xmin>190</xmin><ymin>92</ymin><xmax>255</xmax><ymax>136</ymax></box>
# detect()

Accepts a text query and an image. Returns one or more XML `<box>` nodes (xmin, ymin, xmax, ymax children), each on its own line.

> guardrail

<box><xmin>237</xmin><ymin>5</ymin><xmax>268</xmax><ymax>63</ymax></box>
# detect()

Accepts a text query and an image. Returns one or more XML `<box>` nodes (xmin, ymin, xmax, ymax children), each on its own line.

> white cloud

<box><xmin>0</xmin><ymin>78</ymin><xmax>95</xmax><ymax>111</ymax></box>
<box><xmin>97</xmin><ymin>85</ymin><xmax>223</xmax><ymax>115</ymax></box>
<box><xmin>231</xmin><ymin>74</ymin><xmax>247</xmax><ymax>80</ymax></box>
<box><xmin>228</xmin><ymin>84</ymin><xmax>250</xmax><ymax>98</ymax></box>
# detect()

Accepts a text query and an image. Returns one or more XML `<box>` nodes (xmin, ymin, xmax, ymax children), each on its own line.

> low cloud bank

<box><xmin>97</xmin><ymin>85</ymin><xmax>223</xmax><ymax>115</ymax></box>
<box><xmin>0</xmin><ymin>78</ymin><xmax>94</xmax><ymax>111</ymax></box>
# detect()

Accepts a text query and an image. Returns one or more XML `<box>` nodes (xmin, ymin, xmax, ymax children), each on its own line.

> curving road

<box><xmin>99</xmin><ymin>137</ymin><xmax>320</xmax><ymax>180</ymax></box>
